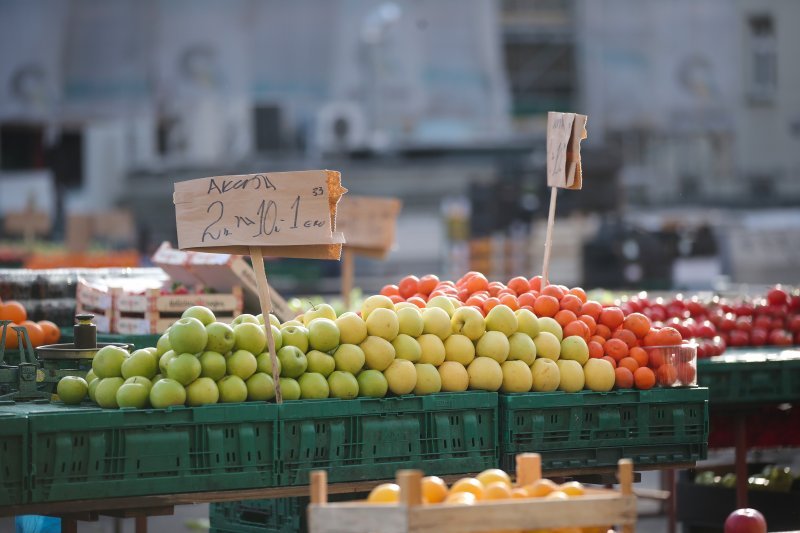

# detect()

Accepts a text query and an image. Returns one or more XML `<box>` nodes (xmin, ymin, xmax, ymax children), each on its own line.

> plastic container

<box><xmin>644</xmin><ymin>344</ymin><xmax>698</xmax><ymax>387</ymax></box>
<box><xmin>0</xmin><ymin>412</ymin><xmax>28</xmax><ymax>505</ymax></box>
<box><xmin>499</xmin><ymin>388</ymin><xmax>708</xmax><ymax>473</ymax></box>
<box><xmin>277</xmin><ymin>392</ymin><xmax>498</xmax><ymax>486</ymax></box>
<box><xmin>21</xmin><ymin>402</ymin><xmax>279</xmax><ymax>503</ymax></box>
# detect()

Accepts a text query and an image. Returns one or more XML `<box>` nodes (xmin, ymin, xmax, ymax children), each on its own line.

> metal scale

<box><xmin>0</xmin><ymin>315</ymin><xmax>130</xmax><ymax>403</ymax></box>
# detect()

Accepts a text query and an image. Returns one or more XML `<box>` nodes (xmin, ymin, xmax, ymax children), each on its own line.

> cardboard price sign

<box><xmin>546</xmin><ymin>112</ymin><xmax>588</xmax><ymax>190</ymax></box>
<box><xmin>337</xmin><ymin>195</ymin><xmax>402</xmax><ymax>258</ymax></box>
<box><xmin>174</xmin><ymin>170</ymin><xmax>346</xmax><ymax>259</ymax></box>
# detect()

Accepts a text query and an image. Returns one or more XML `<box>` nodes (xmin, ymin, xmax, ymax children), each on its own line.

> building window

<box><xmin>747</xmin><ymin>15</ymin><xmax>776</xmax><ymax>103</ymax></box>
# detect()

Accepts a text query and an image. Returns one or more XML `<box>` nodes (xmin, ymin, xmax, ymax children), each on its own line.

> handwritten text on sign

<box><xmin>546</xmin><ymin>112</ymin><xmax>588</xmax><ymax>190</ymax></box>
<box><xmin>336</xmin><ymin>196</ymin><xmax>402</xmax><ymax>255</ymax></box>
<box><xmin>174</xmin><ymin>170</ymin><xmax>343</xmax><ymax>250</ymax></box>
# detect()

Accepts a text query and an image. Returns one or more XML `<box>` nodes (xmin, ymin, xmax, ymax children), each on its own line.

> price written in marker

<box><xmin>174</xmin><ymin>170</ymin><xmax>346</xmax><ymax>259</ymax></box>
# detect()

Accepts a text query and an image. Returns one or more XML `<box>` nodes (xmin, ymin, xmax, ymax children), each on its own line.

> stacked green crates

<box><xmin>210</xmin><ymin>497</ymin><xmax>304</xmax><ymax>533</ymax></box>
<box><xmin>499</xmin><ymin>388</ymin><xmax>709</xmax><ymax>473</ymax></box>
<box><xmin>698</xmin><ymin>356</ymin><xmax>800</xmax><ymax>404</ymax></box>
<box><xmin>0</xmin><ymin>412</ymin><xmax>28</xmax><ymax>505</ymax></box>
<box><xmin>277</xmin><ymin>392</ymin><xmax>498</xmax><ymax>486</ymax></box>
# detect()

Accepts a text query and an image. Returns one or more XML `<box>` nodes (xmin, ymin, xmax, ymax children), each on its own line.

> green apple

<box><xmin>394</xmin><ymin>301</ymin><xmax>416</xmax><ymax>311</ymax></box>
<box><xmin>443</xmin><ymin>334</ymin><xmax>475</xmax><ymax>366</ymax></box>
<box><xmin>199</xmin><ymin>351</ymin><xmax>227</xmax><ymax>381</ymax></box>
<box><xmin>467</xmin><ymin>357</ymin><xmax>503</xmax><ymax>391</ymax></box>
<box><xmin>281</xmin><ymin>319</ymin><xmax>303</xmax><ymax>328</ymax></box>
<box><xmin>414</xmin><ymin>363</ymin><xmax>442</xmax><ymax>395</ymax></box>
<box><xmin>121</xmin><ymin>349</ymin><xmax>158</xmax><ymax>379</ymax></box>
<box><xmin>556</xmin><ymin>360</ymin><xmax>585</xmax><ymax>392</ymax></box>
<box><xmin>155</xmin><ymin>334</ymin><xmax>171</xmax><ymax>356</ymax></box>
<box><xmin>280</xmin><ymin>325</ymin><xmax>309</xmax><ymax>353</ymax></box>
<box><xmin>169</xmin><ymin>317</ymin><xmax>208</xmax><ymax>354</ymax></box>
<box><xmin>438</xmin><ymin>361</ymin><xmax>469</xmax><ymax>392</ymax></box>
<box><xmin>167</xmin><ymin>353</ymin><xmax>202</xmax><ymax>385</ymax></box>
<box><xmin>151</xmin><ymin>373</ymin><xmax>164</xmax><ymax>385</ymax></box>
<box><xmin>361</xmin><ymin>294</ymin><xmax>394</xmax><ymax>320</ymax></box>
<box><xmin>185</xmin><ymin>377</ymin><xmax>219</xmax><ymax>406</ymax></box>
<box><xmin>256</xmin><ymin>352</ymin><xmax>282</xmax><ymax>376</ymax></box>
<box><xmin>515</xmin><ymin>309</ymin><xmax>540</xmax><ymax>338</ymax></box>
<box><xmin>307</xmin><ymin>318</ymin><xmax>340</xmax><ymax>352</ymax></box>
<box><xmin>360</xmin><ymin>336</ymin><xmax>396</xmax><ymax>371</ymax></box>
<box><xmin>560</xmin><ymin>336</ymin><xmax>589</xmax><ymax>365</ymax></box>
<box><xmin>85</xmin><ymin>369</ymin><xmax>96</xmax><ymax>383</ymax></box>
<box><xmin>383</xmin><ymin>359</ymin><xmax>417</xmax><ymax>395</ymax></box>
<box><xmin>333</xmin><ymin>344</ymin><xmax>365</xmax><ymax>374</ymax></box>
<box><xmin>116</xmin><ymin>383</ymin><xmax>149</xmax><ymax>408</ymax></box>
<box><xmin>246</xmin><ymin>373</ymin><xmax>275</xmax><ymax>401</ymax></box>
<box><xmin>397</xmin><ymin>307</ymin><xmax>424</xmax><ymax>337</ymax></box>
<box><xmin>149</xmin><ymin>378</ymin><xmax>186</xmax><ymax>408</ymax></box>
<box><xmin>507</xmin><ymin>332</ymin><xmax>536</xmax><ymax>365</ymax></box>
<box><xmin>278</xmin><ymin>377</ymin><xmax>301</xmax><ymax>400</ymax></box>
<box><xmin>538</xmin><ymin>317</ymin><xmax>563</xmax><ymax>341</ymax></box>
<box><xmin>144</xmin><ymin>347</ymin><xmax>159</xmax><ymax>357</ymax></box>
<box><xmin>217</xmin><ymin>375</ymin><xmax>248</xmax><ymax>403</ymax></box>
<box><xmin>95</xmin><ymin>377</ymin><xmax>125</xmax><ymax>408</ymax></box>
<box><xmin>227</xmin><ymin>349</ymin><xmax>258</xmax><ymax>380</ymax></box>
<box><xmin>534</xmin><ymin>332</ymin><xmax>561</xmax><ymax>361</ymax></box>
<box><xmin>182</xmin><ymin>305</ymin><xmax>215</xmax><ymax>326</ymax></box>
<box><xmin>232</xmin><ymin>313</ymin><xmax>259</xmax><ymax>326</ymax></box>
<box><xmin>531</xmin><ymin>358</ymin><xmax>560</xmax><ymax>392</ymax></box>
<box><xmin>88</xmin><ymin>377</ymin><xmax>100</xmax><ymax>403</ymax></box>
<box><xmin>583</xmin><ymin>358</ymin><xmax>615</xmax><ymax>392</ymax></box>
<box><xmin>303</xmin><ymin>303</ymin><xmax>337</xmax><ymax>325</ymax></box>
<box><xmin>365</xmin><ymin>308</ymin><xmax>399</xmax><ymax>341</ymax></box>
<box><xmin>234</xmin><ymin>323</ymin><xmax>267</xmax><ymax>354</ymax></box>
<box><xmin>299</xmin><ymin>372</ymin><xmax>330</xmax><ymax>399</ymax></box>
<box><xmin>500</xmin><ymin>360</ymin><xmax>533</xmax><ymax>393</ymax></box>
<box><xmin>451</xmin><ymin>306</ymin><xmax>486</xmax><ymax>341</ymax></box>
<box><xmin>124</xmin><ymin>376</ymin><xmax>152</xmax><ymax>393</ymax></box>
<box><xmin>392</xmin><ymin>334</ymin><xmax>422</xmax><ymax>363</ymax></box>
<box><xmin>426</xmin><ymin>295</ymin><xmax>456</xmax><ymax>317</ymax></box>
<box><xmin>417</xmin><ymin>334</ymin><xmax>446</xmax><ymax>366</ymax></box>
<box><xmin>205</xmin><ymin>322</ymin><xmax>236</xmax><ymax>354</ymax></box>
<box><xmin>92</xmin><ymin>345</ymin><xmax>129</xmax><ymax>378</ymax></box>
<box><xmin>475</xmin><ymin>331</ymin><xmax>510</xmax><ymax>363</ymax></box>
<box><xmin>485</xmin><ymin>304</ymin><xmax>518</xmax><ymax>337</ymax></box>
<box><xmin>328</xmin><ymin>370</ymin><xmax>359</xmax><ymax>399</ymax></box>
<box><xmin>277</xmin><ymin>345</ymin><xmax>308</xmax><ymax>378</ymax></box>
<box><xmin>306</xmin><ymin>350</ymin><xmax>336</xmax><ymax>377</ymax></box>
<box><xmin>158</xmin><ymin>350</ymin><xmax>176</xmax><ymax>374</ymax></box>
<box><xmin>261</xmin><ymin>313</ymin><xmax>280</xmax><ymax>328</ymax></box>
<box><xmin>422</xmin><ymin>307</ymin><xmax>451</xmax><ymax>340</ymax></box>
<box><xmin>57</xmin><ymin>376</ymin><xmax>88</xmax><ymax>405</ymax></box>
<box><xmin>357</xmin><ymin>370</ymin><xmax>388</xmax><ymax>398</ymax></box>
<box><xmin>335</xmin><ymin>312</ymin><xmax>368</xmax><ymax>345</ymax></box>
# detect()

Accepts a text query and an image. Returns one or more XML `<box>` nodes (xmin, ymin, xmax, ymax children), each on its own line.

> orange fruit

<box><xmin>528</xmin><ymin>275</ymin><xmax>543</xmax><ymax>292</ymax></box>
<box><xmin>590</xmin><ymin>335</ymin><xmax>606</xmax><ymax>346</ymax></box>
<box><xmin>541</xmin><ymin>285</ymin><xmax>565</xmax><ymax>301</ymax></box>
<box><xmin>507</xmin><ymin>276</ymin><xmax>531</xmax><ymax>295</ymax></box>
<box><xmin>568</xmin><ymin>287</ymin><xmax>587</xmax><ymax>303</ymax></box>
<box><xmin>467</xmin><ymin>274</ymin><xmax>489</xmax><ymax>294</ymax></box>
<box><xmin>450</xmin><ymin>478</ymin><xmax>484</xmax><ymax>500</ymax></box>
<box><xmin>677</xmin><ymin>364</ymin><xmax>696</xmax><ymax>384</ymax></box>
<box><xmin>499</xmin><ymin>294</ymin><xmax>520</xmax><ymax>311</ymax></box>
<box><xmin>656</xmin><ymin>364</ymin><xmax>678</xmax><ymax>386</ymax></box>
<box><xmin>642</xmin><ymin>328</ymin><xmax>661</xmax><ymax>347</ymax></box>
<box><xmin>476</xmin><ymin>468</ymin><xmax>512</xmax><ymax>487</ymax></box>
<box><xmin>380</xmin><ymin>284</ymin><xmax>400</xmax><ymax>297</ymax></box>
<box><xmin>533</xmin><ymin>296</ymin><xmax>560</xmax><ymax>318</ymax></box>
<box><xmin>407</xmin><ymin>296</ymin><xmax>427</xmax><ymax>308</ymax></box>
<box><xmin>422</xmin><ymin>476</ymin><xmax>449</xmax><ymax>504</ymax></box>
<box><xmin>19</xmin><ymin>321</ymin><xmax>44</xmax><ymax>347</ymax></box>
<box><xmin>612</xmin><ymin>329</ymin><xmax>638</xmax><ymax>349</ymax></box>
<box><xmin>524</xmin><ymin>478</ymin><xmax>559</xmax><ymax>498</ymax></box>
<box><xmin>604</xmin><ymin>338</ymin><xmax>629</xmax><ymax>361</ymax></box>
<box><xmin>484</xmin><ymin>482</ymin><xmax>513</xmax><ymax>500</ymax></box>
<box><xmin>634</xmin><ymin>367</ymin><xmax>656</xmax><ymax>390</ymax></box>
<box><xmin>517</xmin><ymin>292</ymin><xmax>537</xmax><ymax>308</ymax></box>
<box><xmin>0</xmin><ymin>301</ymin><xmax>27</xmax><ymax>324</ymax></box>
<box><xmin>602</xmin><ymin>355</ymin><xmax>618</xmax><ymax>369</ymax></box>
<box><xmin>563</xmin><ymin>320</ymin><xmax>591</xmax><ymax>342</ymax></box>
<box><xmin>417</xmin><ymin>275</ymin><xmax>439</xmax><ymax>296</ymax></box>
<box><xmin>580</xmin><ymin>301</ymin><xmax>603</xmax><ymax>321</ymax></box>
<box><xmin>398</xmin><ymin>275</ymin><xmax>419</xmax><ymax>299</ymax></box>
<box><xmin>368</xmin><ymin>483</ymin><xmax>400</xmax><ymax>503</ymax></box>
<box><xmin>554</xmin><ymin>310</ymin><xmax>578</xmax><ymax>328</ymax></box>
<box><xmin>629</xmin><ymin>347</ymin><xmax>649</xmax><ymax>368</ymax></box>
<box><xmin>599</xmin><ymin>307</ymin><xmax>624</xmax><ymax>329</ymax></box>
<box><xmin>654</xmin><ymin>326</ymin><xmax>683</xmax><ymax>346</ymax></box>
<box><xmin>3</xmin><ymin>325</ymin><xmax>19</xmax><ymax>349</ymax></box>
<box><xmin>444</xmin><ymin>491</ymin><xmax>476</xmax><ymax>505</ymax></box>
<box><xmin>588</xmin><ymin>341</ymin><xmax>604</xmax><ymax>359</ymax></box>
<box><xmin>578</xmin><ymin>315</ymin><xmax>597</xmax><ymax>335</ymax></box>
<box><xmin>614</xmin><ymin>367</ymin><xmax>634</xmax><ymax>389</ymax></box>
<box><xmin>623</xmin><ymin>313</ymin><xmax>651</xmax><ymax>338</ymax></box>
<box><xmin>618</xmin><ymin>357</ymin><xmax>639</xmax><ymax>373</ymax></box>
<box><xmin>483</xmin><ymin>297</ymin><xmax>501</xmax><ymax>314</ymax></box>
<box><xmin>511</xmin><ymin>488</ymin><xmax>529</xmax><ymax>499</ymax></box>
<box><xmin>487</xmin><ymin>282</ymin><xmax>506</xmax><ymax>297</ymax></box>
<box><xmin>559</xmin><ymin>294</ymin><xmax>583</xmax><ymax>314</ymax></box>
<box><xmin>595</xmin><ymin>324</ymin><xmax>612</xmax><ymax>340</ymax></box>
<box><xmin>545</xmin><ymin>490</ymin><xmax>569</xmax><ymax>500</ymax></box>
<box><xmin>559</xmin><ymin>481</ymin><xmax>585</xmax><ymax>496</ymax></box>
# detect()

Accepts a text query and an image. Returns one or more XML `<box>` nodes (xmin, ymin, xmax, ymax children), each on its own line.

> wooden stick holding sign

<box><xmin>335</xmin><ymin>196</ymin><xmax>402</xmax><ymax>309</ymax></box>
<box><xmin>174</xmin><ymin>170</ymin><xmax>347</xmax><ymax>403</ymax></box>
<box><xmin>542</xmin><ymin>112</ymin><xmax>588</xmax><ymax>286</ymax></box>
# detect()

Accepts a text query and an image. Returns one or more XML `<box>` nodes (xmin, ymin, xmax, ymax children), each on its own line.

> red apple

<box><xmin>729</xmin><ymin>330</ymin><xmax>749</xmax><ymax>347</ymax></box>
<box><xmin>767</xmin><ymin>286</ymin><xmax>788</xmax><ymax>306</ymax></box>
<box><xmin>754</xmin><ymin>315</ymin><xmax>772</xmax><ymax>329</ymax></box>
<box><xmin>735</xmin><ymin>317</ymin><xmax>752</xmax><ymax>333</ymax></box>
<box><xmin>770</xmin><ymin>318</ymin><xmax>785</xmax><ymax>331</ymax></box>
<box><xmin>768</xmin><ymin>329</ymin><xmax>792</xmax><ymax>346</ymax></box>
<box><xmin>724</xmin><ymin>508</ymin><xmax>766</xmax><ymax>533</ymax></box>
<box><xmin>712</xmin><ymin>335</ymin><xmax>727</xmax><ymax>355</ymax></box>
<box><xmin>750</xmin><ymin>328</ymin><xmax>768</xmax><ymax>346</ymax></box>
<box><xmin>720</xmin><ymin>313</ymin><xmax>737</xmax><ymax>332</ymax></box>
<box><xmin>789</xmin><ymin>294</ymin><xmax>800</xmax><ymax>312</ymax></box>
<box><xmin>696</xmin><ymin>321</ymin><xmax>717</xmax><ymax>339</ymax></box>
<box><xmin>789</xmin><ymin>315</ymin><xmax>800</xmax><ymax>334</ymax></box>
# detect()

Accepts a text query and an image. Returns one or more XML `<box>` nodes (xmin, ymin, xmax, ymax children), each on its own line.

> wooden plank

<box><xmin>309</xmin><ymin>505</ymin><xmax>407</xmax><ymax>533</ymax></box>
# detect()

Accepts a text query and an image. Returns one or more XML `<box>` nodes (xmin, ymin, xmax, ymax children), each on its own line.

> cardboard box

<box><xmin>75</xmin><ymin>278</ymin><xmax>113</xmax><ymax>333</ymax></box>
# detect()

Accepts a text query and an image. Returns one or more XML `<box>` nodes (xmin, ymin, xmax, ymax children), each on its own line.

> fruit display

<box><xmin>695</xmin><ymin>465</ymin><xmax>798</xmax><ymax>493</ymax></box>
<box><xmin>619</xmin><ymin>285</ymin><xmax>800</xmax><ymax>357</ymax></box>
<box><xmin>54</xmin><ymin>271</ymin><xmax>700</xmax><ymax>408</ymax></box>
<box><xmin>0</xmin><ymin>297</ymin><xmax>61</xmax><ymax>349</ymax></box>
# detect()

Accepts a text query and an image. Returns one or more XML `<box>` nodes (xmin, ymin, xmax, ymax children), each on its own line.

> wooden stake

<box><xmin>515</xmin><ymin>453</ymin><xmax>542</xmax><ymax>487</ymax></box>
<box><xmin>249</xmin><ymin>247</ymin><xmax>283</xmax><ymax>404</ymax></box>
<box><xmin>310</xmin><ymin>471</ymin><xmax>328</xmax><ymax>504</ymax></box>
<box><xmin>397</xmin><ymin>470</ymin><xmax>423</xmax><ymax>507</ymax></box>
<box><xmin>341</xmin><ymin>248</ymin><xmax>355</xmax><ymax>310</ymax></box>
<box><xmin>541</xmin><ymin>187</ymin><xmax>558</xmax><ymax>287</ymax></box>
<box><xmin>618</xmin><ymin>459</ymin><xmax>634</xmax><ymax>533</ymax></box>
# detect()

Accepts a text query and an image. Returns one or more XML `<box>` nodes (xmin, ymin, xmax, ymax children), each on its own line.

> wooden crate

<box><xmin>307</xmin><ymin>454</ymin><xmax>636</xmax><ymax>533</ymax></box>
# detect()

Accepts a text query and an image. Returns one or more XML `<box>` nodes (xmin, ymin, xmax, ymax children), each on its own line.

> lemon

<box><xmin>450</xmin><ymin>477</ymin><xmax>485</xmax><ymax>500</ymax></box>
<box><xmin>476</xmin><ymin>468</ymin><xmax>512</xmax><ymax>487</ymax></box>
<box><xmin>367</xmin><ymin>483</ymin><xmax>400</xmax><ymax>503</ymax></box>
<box><xmin>421</xmin><ymin>476</ymin><xmax>448</xmax><ymax>504</ymax></box>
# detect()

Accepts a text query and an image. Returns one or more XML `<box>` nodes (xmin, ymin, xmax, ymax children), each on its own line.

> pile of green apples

<box><xmin>56</xmin><ymin>293</ymin><xmax>613</xmax><ymax>409</ymax></box>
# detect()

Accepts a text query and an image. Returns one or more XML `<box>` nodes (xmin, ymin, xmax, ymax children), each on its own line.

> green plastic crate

<box><xmin>499</xmin><ymin>388</ymin><xmax>709</xmax><ymax>473</ymax></box>
<box><xmin>698</xmin><ymin>356</ymin><xmax>800</xmax><ymax>404</ymax></box>
<box><xmin>278</xmin><ymin>392</ymin><xmax>498</xmax><ymax>486</ymax></box>
<box><xmin>0</xmin><ymin>412</ymin><xmax>28</xmax><ymax>505</ymax></box>
<box><xmin>210</xmin><ymin>497</ymin><xmax>303</xmax><ymax>533</ymax></box>
<box><xmin>23</xmin><ymin>402</ymin><xmax>279</xmax><ymax>503</ymax></box>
